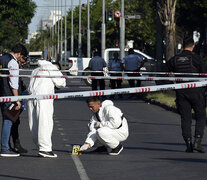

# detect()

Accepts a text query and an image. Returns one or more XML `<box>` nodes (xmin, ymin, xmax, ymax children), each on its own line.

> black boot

<box><xmin>194</xmin><ymin>136</ymin><xmax>206</xmax><ymax>153</ymax></box>
<box><xmin>184</xmin><ymin>138</ymin><xmax>193</xmax><ymax>153</ymax></box>
<box><xmin>14</xmin><ymin>139</ymin><xmax>28</xmax><ymax>154</ymax></box>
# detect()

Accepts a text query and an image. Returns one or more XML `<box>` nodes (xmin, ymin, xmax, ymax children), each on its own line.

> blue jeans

<box><xmin>1</xmin><ymin>102</ymin><xmax>13</xmax><ymax>151</ymax></box>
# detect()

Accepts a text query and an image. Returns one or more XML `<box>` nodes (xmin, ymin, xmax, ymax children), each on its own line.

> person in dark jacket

<box><xmin>108</xmin><ymin>52</ymin><xmax>123</xmax><ymax>99</ymax></box>
<box><xmin>0</xmin><ymin>44</ymin><xmax>28</xmax><ymax>157</ymax></box>
<box><xmin>167</xmin><ymin>37</ymin><xmax>206</xmax><ymax>153</ymax></box>
<box><xmin>88</xmin><ymin>51</ymin><xmax>106</xmax><ymax>90</ymax></box>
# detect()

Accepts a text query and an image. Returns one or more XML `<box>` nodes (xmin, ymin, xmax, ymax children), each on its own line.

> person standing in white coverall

<box><xmin>80</xmin><ymin>97</ymin><xmax>129</xmax><ymax>155</ymax></box>
<box><xmin>28</xmin><ymin>60</ymin><xmax>66</xmax><ymax>158</ymax></box>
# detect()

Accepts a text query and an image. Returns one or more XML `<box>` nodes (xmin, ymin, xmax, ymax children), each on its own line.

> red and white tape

<box><xmin>0</xmin><ymin>73</ymin><xmax>206</xmax><ymax>82</ymax></box>
<box><xmin>1</xmin><ymin>68</ymin><xmax>207</xmax><ymax>76</ymax></box>
<box><xmin>0</xmin><ymin>81</ymin><xmax>206</xmax><ymax>103</ymax></box>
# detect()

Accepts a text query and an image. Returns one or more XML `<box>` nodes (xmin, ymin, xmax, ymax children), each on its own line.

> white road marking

<box><xmin>55</xmin><ymin>120</ymin><xmax>90</xmax><ymax>180</ymax></box>
<box><xmin>71</xmin><ymin>155</ymin><xmax>90</xmax><ymax>180</ymax></box>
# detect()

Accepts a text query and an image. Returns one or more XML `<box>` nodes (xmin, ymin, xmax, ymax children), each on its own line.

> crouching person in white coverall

<box><xmin>80</xmin><ymin>97</ymin><xmax>129</xmax><ymax>155</ymax></box>
<box><xmin>28</xmin><ymin>60</ymin><xmax>66</xmax><ymax>158</ymax></box>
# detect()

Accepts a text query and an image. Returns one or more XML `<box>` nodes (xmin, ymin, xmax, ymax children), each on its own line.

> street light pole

<box><xmin>120</xmin><ymin>0</ymin><xmax>125</xmax><ymax>60</ymax></box>
<box><xmin>87</xmin><ymin>0</ymin><xmax>91</xmax><ymax>58</ymax></box>
<box><xmin>101</xmin><ymin>0</ymin><xmax>105</xmax><ymax>58</ymax></box>
<box><xmin>78</xmin><ymin>0</ymin><xmax>82</xmax><ymax>58</ymax></box>
<box><xmin>71</xmin><ymin>0</ymin><xmax>74</xmax><ymax>57</ymax></box>
<box><xmin>64</xmin><ymin>0</ymin><xmax>67</xmax><ymax>65</ymax></box>
<box><xmin>54</xmin><ymin>0</ymin><xmax>57</xmax><ymax>60</ymax></box>
<box><xmin>57</xmin><ymin>0</ymin><xmax>60</xmax><ymax>58</ymax></box>
<box><xmin>60</xmin><ymin>0</ymin><xmax>63</xmax><ymax>66</ymax></box>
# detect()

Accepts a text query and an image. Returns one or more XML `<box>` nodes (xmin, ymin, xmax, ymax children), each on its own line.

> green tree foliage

<box><xmin>29</xmin><ymin>0</ymin><xmax>207</xmax><ymax>58</ymax></box>
<box><xmin>0</xmin><ymin>0</ymin><xmax>36</xmax><ymax>52</ymax></box>
<box><xmin>30</xmin><ymin>0</ymin><xmax>156</xmax><ymax>57</ymax></box>
<box><xmin>176</xmin><ymin>0</ymin><xmax>207</xmax><ymax>54</ymax></box>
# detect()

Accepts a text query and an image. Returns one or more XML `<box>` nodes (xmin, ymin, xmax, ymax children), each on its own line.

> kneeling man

<box><xmin>80</xmin><ymin>97</ymin><xmax>129</xmax><ymax>155</ymax></box>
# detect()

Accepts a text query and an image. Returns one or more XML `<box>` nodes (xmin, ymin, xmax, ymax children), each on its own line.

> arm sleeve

<box><xmin>88</xmin><ymin>59</ymin><xmax>92</xmax><ymax>69</ymax></box>
<box><xmin>103</xmin><ymin>58</ymin><xmax>107</xmax><ymax>67</ymax></box>
<box><xmin>85</xmin><ymin>115</ymin><xmax>98</xmax><ymax>147</ymax></box>
<box><xmin>8</xmin><ymin>59</ymin><xmax>19</xmax><ymax>90</ymax></box>
<box><xmin>50</xmin><ymin>66</ymin><xmax>66</xmax><ymax>88</ymax></box>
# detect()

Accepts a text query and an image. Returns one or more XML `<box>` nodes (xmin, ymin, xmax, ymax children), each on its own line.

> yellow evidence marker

<box><xmin>72</xmin><ymin>145</ymin><xmax>82</xmax><ymax>155</ymax></box>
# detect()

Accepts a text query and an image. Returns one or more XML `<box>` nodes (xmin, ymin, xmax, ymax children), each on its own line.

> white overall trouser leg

<box><xmin>28</xmin><ymin>99</ymin><xmax>54</xmax><ymax>151</ymax></box>
<box><xmin>97</xmin><ymin>126</ymin><xmax>128</xmax><ymax>149</ymax></box>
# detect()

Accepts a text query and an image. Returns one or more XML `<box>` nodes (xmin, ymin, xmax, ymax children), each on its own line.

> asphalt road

<box><xmin>0</xmin><ymin>78</ymin><xmax>207</xmax><ymax>180</ymax></box>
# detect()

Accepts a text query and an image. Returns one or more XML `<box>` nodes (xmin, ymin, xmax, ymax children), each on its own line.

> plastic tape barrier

<box><xmin>0</xmin><ymin>81</ymin><xmax>206</xmax><ymax>103</ymax></box>
<box><xmin>1</xmin><ymin>68</ymin><xmax>207</xmax><ymax>76</ymax></box>
<box><xmin>0</xmin><ymin>74</ymin><xmax>207</xmax><ymax>82</ymax></box>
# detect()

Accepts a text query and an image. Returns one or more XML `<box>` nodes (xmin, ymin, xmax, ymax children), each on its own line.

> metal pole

<box><xmin>57</xmin><ymin>0</ymin><xmax>60</xmax><ymax>57</ymax></box>
<box><xmin>120</xmin><ymin>0</ymin><xmax>125</xmax><ymax>60</ymax></box>
<box><xmin>54</xmin><ymin>0</ymin><xmax>57</xmax><ymax>60</ymax></box>
<box><xmin>101</xmin><ymin>0</ymin><xmax>105</xmax><ymax>58</ymax></box>
<box><xmin>60</xmin><ymin>0</ymin><xmax>63</xmax><ymax>66</ymax></box>
<box><xmin>71</xmin><ymin>0</ymin><xmax>74</xmax><ymax>57</ymax></box>
<box><xmin>78</xmin><ymin>0</ymin><xmax>82</xmax><ymax>58</ymax></box>
<box><xmin>50</xmin><ymin>27</ymin><xmax>52</xmax><ymax>59</ymax></box>
<box><xmin>64</xmin><ymin>0</ymin><xmax>67</xmax><ymax>65</ymax></box>
<box><xmin>87</xmin><ymin>0</ymin><xmax>91</xmax><ymax>58</ymax></box>
<box><xmin>52</xmin><ymin>13</ymin><xmax>54</xmax><ymax>58</ymax></box>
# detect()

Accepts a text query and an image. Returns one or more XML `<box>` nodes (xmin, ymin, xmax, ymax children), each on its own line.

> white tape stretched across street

<box><xmin>0</xmin><ymin>74</ymin><xmax>207</xmax><ymax>82</ymax></box>
<box><xmin>1</xmin><ymin>68</ymin><xmax>207</xmax><ymax>76</ymax></box>
<box><xmin>0</xmin><ymin>81</ymin><xmax>207</xmax><ymax>103</ymax></box>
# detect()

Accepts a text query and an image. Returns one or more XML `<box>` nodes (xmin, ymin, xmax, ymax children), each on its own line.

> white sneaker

<box><xmin>38</xmin><ymin>151</ymin><xmax>57</xmax><ymax>158</ymax></box>
<box><xmin>0</xmin><ymin>150</ymin><xmax>20</xmax><ymax>157</ymax></box>
<box><xmin>109</xmin><ymin>144</ymin><xmax>123</xmax><ymax>156</ymax></box>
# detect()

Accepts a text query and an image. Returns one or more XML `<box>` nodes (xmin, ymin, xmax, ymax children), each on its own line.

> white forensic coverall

<box><xmin>85</xmin><ymin>100</ymin><xmax>129</xmax><ymax>149</ymax></box>
<box><xmin>28</xmin><ymin>60</ymin><xmax>66</xmax><ymax>152</ymax></box>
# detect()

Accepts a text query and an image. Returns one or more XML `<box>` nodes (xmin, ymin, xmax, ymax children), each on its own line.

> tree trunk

<box><xmin>157</xmin><ymin>0</ymin><xmax>177</xmax><ymax>61</ymax></box>
<box><xmin>165</xmin><ymin>22</ymin><xmax>176</xmax><ymax>60</ymax></box>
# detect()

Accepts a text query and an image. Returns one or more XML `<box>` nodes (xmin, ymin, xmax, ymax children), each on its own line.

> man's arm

<box><xmin>11</xmin><ymin>89</ymin><xmax>21</xmax><ymax>110</ymax></box>
<box><xmin>8</xmin><ymin>59</ymin><xmax>21</xmax><ymax>110</ymax></box>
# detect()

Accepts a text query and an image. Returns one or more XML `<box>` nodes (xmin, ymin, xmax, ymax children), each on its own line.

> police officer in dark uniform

<box><xmin>88</xmin><ymin>51</ymin><xmax>106</xmax><ymax>90</ymax></box>
<box><xmin>167</xmin><ymin>37</ymin><xmax>206</xmax><ymax>153</ymax></box>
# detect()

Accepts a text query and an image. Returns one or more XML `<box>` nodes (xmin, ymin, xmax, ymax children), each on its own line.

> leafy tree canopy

<box><xmin>0</xmin><ymin>0</ymin><xmax>36</xmax><ymax>52</ymax></box>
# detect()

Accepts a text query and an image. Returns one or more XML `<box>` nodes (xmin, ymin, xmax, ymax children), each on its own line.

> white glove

<box><xmin>80</xmin><ymin>143</ymin><xmax>91</xmax><ymax>151</ymax></box>
<box><xmin>103</xmin><ymin>67</ymin><xmax>109</xmax><ymax>77</ymax></box>
<box><xmin>94</xmin><ymin>122</ymin><xmax>101</xmax><ymax>128</ymax></box>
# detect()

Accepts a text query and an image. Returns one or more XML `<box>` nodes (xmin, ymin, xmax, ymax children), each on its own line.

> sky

<box><xmin>28</xmin><ymin>0</ymin><xmax>88</xmax><ymax>39</ymax></box>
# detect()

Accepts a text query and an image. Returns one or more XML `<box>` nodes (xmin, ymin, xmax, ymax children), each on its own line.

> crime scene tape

<box><xmin>0</xmin><ymin>73</ymin><xmax>207</xmax><ymax>82</ymax></box>
<box><xmin>1</xmin><ymin>68</ymin><xmax>207</xmax><ymax>76</ymax></box>
<box><xmin>0</xmin><ymin>81</ymin><xmax>206</xmax><ymax>103</ymax></box>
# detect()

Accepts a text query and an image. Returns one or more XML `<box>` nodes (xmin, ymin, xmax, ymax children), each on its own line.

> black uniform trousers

<box><xmin>110</xmin><ymin>73</ymin><xmax>122</xmax><ymax>89</ymax></box>
<box><xmin>126</xmin><ymin>70</ymin><xmax>141</xmax><ymax>87</ymax></box>
<box><xmin>176</xmin><ymin>88</ymin><xmax>206</xmax><ymax>140</ymax></box>
<box><xmin>91</xmin><ymin>72</ymin><xmax>105</xmax><ymax>90</ymax></box>
<box><xmin>10</xmin><ymin>117</ymin><xmax>20</xmax><ymax>144</ymax></box>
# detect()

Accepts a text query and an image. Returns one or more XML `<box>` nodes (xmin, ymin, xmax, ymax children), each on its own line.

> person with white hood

<box><xmin>28</xmin><ymin>60</ymin><xmax>66</xmax><ymax>158</ymax></box>
<box><xmin>80</xmin><ymin>97</ymin><xmax>129</xmax><ymax>155</ymax></box>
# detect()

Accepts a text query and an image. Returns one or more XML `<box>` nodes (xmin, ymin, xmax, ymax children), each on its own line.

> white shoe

<box><xmin>38</xmin><ymin>151</ymin><xmax>57</xmax><ymax>158</ymax></box>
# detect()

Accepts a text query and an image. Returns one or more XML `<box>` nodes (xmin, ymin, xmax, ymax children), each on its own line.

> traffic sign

<box><xmin>114</xmin><ymin>11</ymin><xmax>121</xmax><ymax>18</ymax></box>
<box><xmin>125</xmin><ymin>14</ymin><xmax>141</xmax><ymax>19</ymax></box>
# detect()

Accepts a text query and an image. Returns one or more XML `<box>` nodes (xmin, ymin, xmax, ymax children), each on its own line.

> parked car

<box><xmin>67</xmin><ymin>48</ymin><xmax>165</xmax><ymax>85</ymax></box>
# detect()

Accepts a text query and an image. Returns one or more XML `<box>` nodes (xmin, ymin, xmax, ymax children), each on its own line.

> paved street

<box><xmin>0</xmin><ymin>78</ymin><xmax>207</xmax><ymax>180</ymax></box>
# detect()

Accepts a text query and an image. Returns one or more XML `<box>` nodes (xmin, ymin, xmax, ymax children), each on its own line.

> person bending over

<box><xmin>80</xmin><ymin>97</ymin><xmax>129</xmax><ymax>155</ymax></box>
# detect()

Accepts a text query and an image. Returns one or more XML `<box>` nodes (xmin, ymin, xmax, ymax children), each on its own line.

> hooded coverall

<box><xmin>85</xmin><ymin>100</ymin><xmax>129</xmax><ymax>149</ymax></box>
<box><xmin>27</xmin><ymin>60</ymin><xmax>66</xmax><ymax>152</ymax></box>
